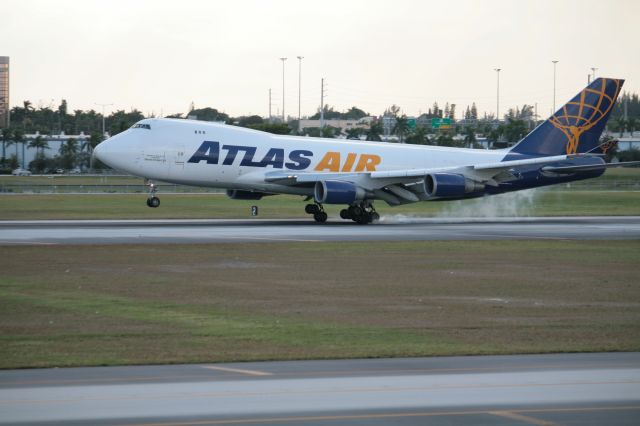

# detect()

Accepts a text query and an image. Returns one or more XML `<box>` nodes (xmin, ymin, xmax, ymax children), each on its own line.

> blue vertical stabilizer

<box><xmin>504</xmin><ymin>78</ymin><xmax>624</xmax><ymax>160</ymax></box>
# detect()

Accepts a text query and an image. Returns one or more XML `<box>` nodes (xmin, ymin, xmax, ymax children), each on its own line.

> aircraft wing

<box><xmin>265</xmin><ymin>154</ymin><xmax>575</xmax><ymax>187</ymax></box>
<box><xmin>263</xmin><ymin>153</ymin><xmax>603</xmax><ymax>205</ymax></box>
<box><xmin>541</xmin><ymin>160</ymin><xmax>640</xmax><ymax>174</ymax></box>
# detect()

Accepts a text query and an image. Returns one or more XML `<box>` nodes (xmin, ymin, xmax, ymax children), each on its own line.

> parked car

<box><xmin>12</xmin><ymin>168</ymin><xmax>32</xmax><ymax>176</ymax></box>
<box><xmin>55</xmin><ymin>168</ymin><xmax>65</xmax><ymax>174</ymax></box>
<box><xmin>70</xmin><ymin>167</ymin><xmax>82</xmax><ymax>174</ymax></box>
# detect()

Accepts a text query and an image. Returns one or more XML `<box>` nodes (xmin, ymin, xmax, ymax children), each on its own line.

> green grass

<box><xmin>0</xmin><ymin>190</ymin><xmax>638</xmax><ymax>220</ymax></box>
<box><xmin>1</xmin><ymin>240</ymin><xmax>639</xmax><ymax>368</ymax></box>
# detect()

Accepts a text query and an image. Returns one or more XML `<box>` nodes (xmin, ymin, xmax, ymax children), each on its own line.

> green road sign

<box><xmin>407</xmin><ymin>118</ymin><xmax>416</xmax><ymax>130</ymax></box>
<box><xmin>431</xmin><ymin>118</ymin><xmax>452</xmax><ymax>129</ymax></box>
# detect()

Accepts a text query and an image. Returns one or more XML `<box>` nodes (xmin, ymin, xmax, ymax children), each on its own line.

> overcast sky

<box><xmin>3</xmin><ymin>0</ymin><xmax>639</xmax><ymax>120</ymax></box>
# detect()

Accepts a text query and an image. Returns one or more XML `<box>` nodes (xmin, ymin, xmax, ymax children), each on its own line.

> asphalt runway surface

<box><xmin>1</xmin><ymin>353</ymin><xmax>639</xmax><ymax>425</ymax></box>
<box><xmin>1</xmin><ymin>216</ymin><xmax>640</xmax><ymax>244</ymax></box>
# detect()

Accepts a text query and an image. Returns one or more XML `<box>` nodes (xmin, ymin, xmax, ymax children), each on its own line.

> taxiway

<box><xmin>1</xmin><ymin>352</ymin><xmax>639</xmax><ymax>425</ymax></box>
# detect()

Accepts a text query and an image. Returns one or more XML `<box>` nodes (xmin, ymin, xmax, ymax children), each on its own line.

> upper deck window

<box><xmin>131</xmin><ymin>123</ymin><xmax>151</xmax><ymax>130</ymax></box>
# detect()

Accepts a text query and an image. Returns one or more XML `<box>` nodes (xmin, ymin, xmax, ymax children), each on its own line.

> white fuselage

<box><xmin>94</xmin><ymin>118</ymin><xmax>508</xmax><ymax>196</ymax></box>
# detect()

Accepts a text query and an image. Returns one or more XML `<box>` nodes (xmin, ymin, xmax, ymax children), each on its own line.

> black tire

<box><xmin>146</xmin><ymin>198</ymin><xmax>152</xmax><ymax>207</ymax></box>
<box><xmin>340</xmin><ymin>209</ymin><xmax>351</xmax><ymax>219</ymax></box>
<box><xmin>313</xmin><ymin>211</ymin><xmax>328</xmax><ymax>223</ymax></box>
<box><xmin>305</xmin><ymin>204</ymin><xmax>319</xmax><ymax>214</ymax></box>
<box><xmin>355</xmin><ymin>214</ymin><xmax>370</xmax><ymax>225</ymax></box>
<box><xmin>349</xmin><ymin>206</ymin><xmax>363</xmax><ymax>217</ymax></box>
<box><xmin>149</xmin><ymin>197</ymin><xmax>160</xmax><ymax>208</ymax></box>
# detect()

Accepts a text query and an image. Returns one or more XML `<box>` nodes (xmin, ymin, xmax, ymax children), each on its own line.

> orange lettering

<box><xmin>314</xmin><ymin>151</ymin><xmax>341</xmax><ymax>172</ymax></box>
<box><xmin>355</xmin><ymin>154</ymin><xmax>381</xmax><ymax>172</ymax></box>
<box><xmin>341</xmin><ymin>153</ymin><xmax>357</xmax><ymax>172</ymax></box>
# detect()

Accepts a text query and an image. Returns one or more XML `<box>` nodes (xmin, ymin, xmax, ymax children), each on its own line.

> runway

<box><xmin>1</xmin><ymin>353</ymin><xmax>639</xmax><ymax>425</ymax></box>
<box><xmin>1</xmin><ymin>216</ymin><xmax>640</xmax><ymax>244</ymax></box>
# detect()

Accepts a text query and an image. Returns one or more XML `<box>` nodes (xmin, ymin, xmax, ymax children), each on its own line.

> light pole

<box><xmin>494</xmin><ymin>68</ymin><xmax>501</xmax><ymax>121</ymax></box>
<box><xmin>279</xmin><ymin>57</ymin><xmax>287</xmax><ymax>122</ymax></box>
<box><xmin>552</xmin><ymin>60</ymin><xmax>558</xmax><ymax>113</ymax></box>
<box><xmin>297</xmin><ymin>56</ymin><xmax>303</xmax><ymax>133</ymax></box>
<box><xmin>95</xmin><ymin>103</ymin><xmax>113</xmax><ymax>137</ymax></box>
<box><xmin>591</xmin><ymin>67</ymin><xmax>598</xmax><ymax>82</ymax></box>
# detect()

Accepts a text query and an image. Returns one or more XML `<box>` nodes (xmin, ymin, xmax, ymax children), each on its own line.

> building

<box><xmin>0</xmin><ymin>56</ymin><xmax>8</xmax><ymax>128</ymax></box>
<box><xmin>298</xmin><ymin>118</ymin><xmax>371</xmax><ymax>133</ymax></box>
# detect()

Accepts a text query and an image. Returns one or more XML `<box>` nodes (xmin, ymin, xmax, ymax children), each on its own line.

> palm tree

<box><xmin>80</xmin><ymin>133</ymin><xmax>103</xmax><ymax>170</ymax></box>
<box><xmin>365</xmin><ymin>120</ymin><xmax>383</xmax><ymax>142</ymax></box>
<box><xmin>12</xmin><ymin>129</ymin><xmax>24</xmax><ymax>168</ymax></box>
<box><xmin>405</xmin><ymin>126</ymin><xmax>429</xmax><ymax>145</ymax></box>
<box><xmin>464</xmin><ymin>127</ymin><xmax>477</xmax><ymax>148</ymax></box>
<box><xmin>627</xmin><ymin>117</ymin><xmax>637</xmax><ymax>137</ymax></box>
<box><xmin>59</xmin><ymin>138</ymin><xmax>78</xmax><ymax>169</ymax></box>
<box><xmin>345</xmin><ymin>128</ymin><xmax>363</xmax><ymax>140</ymax></box>
<box><xmin>612</xmin><ymin>117</ymin><xmax>627</xmax><ymax>137</ymax></box>
<box><xmin>392</xmin><ymin>115</ymin><xmax>410</xmax><ymax>143</ymax></box>
<box><xmin>28</xmin><ymin>136</ymin><xmax>50</xmax><ymax>174</ymax></box>
<box><xmin>28</xmin><ymin>135</ymin><xmax>50</xmax><ymax>156</ymax></box>
<box><xmin>22</xmin><ymin>101</ymin><xmax>33</xmax><ymax>132</ymax></box>
<box><xmin>1</xmin><ymin>127</ymin><xmax>12</xmax><ymax>165</ymax></box>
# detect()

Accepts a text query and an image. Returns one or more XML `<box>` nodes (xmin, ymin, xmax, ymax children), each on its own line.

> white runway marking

<box><xmin>201</xmin><ymin>366</ymin><xmax>273</xmax><ymax>376</ymax></box>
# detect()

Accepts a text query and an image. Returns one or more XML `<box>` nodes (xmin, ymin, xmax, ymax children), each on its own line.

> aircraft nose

<box><xmin>92</xmin><ymin>140</ymin><xmax>105</xmax><ymax>162</ymax></box>
<box><xmin>92</xmin><ymin>132</ymin><xmax>133</xmax><ymax>172</ymax></box>
<box><xmin>93</xmin><ymin>137</ymin><xmax>115</xmax><ymax>165</ymax></box>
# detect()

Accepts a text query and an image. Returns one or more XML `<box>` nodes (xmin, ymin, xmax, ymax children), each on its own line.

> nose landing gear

<box><xmin>145</xmin><ymin>180</ymin><xmax>160</xmax><ymax>208</ymax></box>
<box><xmin>305</xmin><ymin>203</ymin><xmax>328</xmax><ymax>223</ymax></box>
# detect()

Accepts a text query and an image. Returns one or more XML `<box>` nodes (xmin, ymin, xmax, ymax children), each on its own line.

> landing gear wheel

<box><xmin>349</xmin><ymin>206</ymin><xmax>363</xmax><ymax>217</ymax></box>
<box><xmin>305</xmin><ymin>202</ymin><xmax>326</xmax><ymax>223</ymax></box>
<box><xmin>145</xmin><ymin>180</ymin><xmax>160</xmax><ymax>208</ymax></box>
<box><xmin>147</xmin><ymin>196</ymin><xmax>160</xmax><ymax>208</ymax></box>
<box><xmin>305</xmin><ymin>204</ymin><xmax>320</xmax><ymax>214</ymax></box>
<box><xmin>355</xmin><ymin>214</ymin><xmax>370</xmax><ymax>225</ymax></box>
<box><xmin>313</xmin><ymin>211</ymin><xmax>328</xmax><ymax>223</ymax></box>
<box><xmin>345</xmin><ymin>202</ymin><xmax>378</xmax><ymax>224</ymax></box>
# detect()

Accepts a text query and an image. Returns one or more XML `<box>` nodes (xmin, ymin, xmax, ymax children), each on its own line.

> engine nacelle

<box><xmin>314</xmin><ymin>180</ymin><xmax>365</xmax><ymax>204</ymax></box>
<box><xmin>226</xmin><ymin>189</ymin><xmax>266</xmax><ymax>200</ymax></box>
<box><xmin>424</xmin><ymin>173</ymin><xmax>484</xmax><ymax>198</ymax></box>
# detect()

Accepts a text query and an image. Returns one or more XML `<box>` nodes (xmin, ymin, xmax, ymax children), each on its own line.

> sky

<box><xmin>3</xmin><ymin>0</ymin><xmax>639</xmax><ymax>120</ymax></box>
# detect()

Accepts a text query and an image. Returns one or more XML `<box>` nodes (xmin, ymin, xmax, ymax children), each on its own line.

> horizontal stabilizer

<box><xmin>542</xmin><ymin>160</ymin><xmax>640</xmax><ymax>174</ymax></box>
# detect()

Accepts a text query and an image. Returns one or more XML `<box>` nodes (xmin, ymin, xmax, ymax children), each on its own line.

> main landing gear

<box><xmin>145</xmin><ymin>180</ymin><xmax>160</xmax><ymax>208</ymax></box>
<box><xmin>305</xmin><ymin>203</ymin><xmax>328</xmax><ymax>223</ymax></box>
<box><xmin>340</xmin><ymin>202</ymin><xmax>379</xmax><ymax>224</ymax></box>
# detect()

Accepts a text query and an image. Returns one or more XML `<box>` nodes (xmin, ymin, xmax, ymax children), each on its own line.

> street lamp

<box><xmin>591</xmin><ymin>67</ymin><xmax>598</xmax><ymax>82</ymax></box>
<box><xmin>95</xmin><ymin>102</ymin><xmax>113</xmax><ymax>137</ymax></box>
<box><xmin>494</xmin><ymin>68</ymin><xmax>501</xmax><ymax>121</ymax></box>
<box><xmin>279</xmin><ymin>57</ymin><xmax>287</xmax><ymax>122</ymax></box>
<box><xmin>552</xmin><ymin>60</ymin><xmax>558</xmax><ymax>113</ymax></box>
<box><xmin>297</xmin><ymin>56</ymin><xmax>303</xmax><ymax>133</ymax></box>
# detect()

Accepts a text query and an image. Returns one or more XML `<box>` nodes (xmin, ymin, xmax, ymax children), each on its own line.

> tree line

<box><xmin>2</xmin><ymin>92</ymin><xmax>639</xmax><ymax>173</ymax></box>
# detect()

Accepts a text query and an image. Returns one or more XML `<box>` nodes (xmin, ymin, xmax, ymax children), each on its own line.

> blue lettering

<box><xmin>189</xmin><ymin>144</ymin><xmax>314</xmax><ymax>170</ymax></box>
<box><xmin>286</xmin><ymin>150</ymin><xmax>313</xmax><ymax>170</ymax></box>
<box><xmin>187</xmin><ymin>141</ymin><xmax>219</xmax><ymax>164</ymax></box>
<box><xmin>222</xmin><ymin>145</ymin><xmax>254</xmax><ymax>166</ymax></box>
<box><xmin>259</xmin><ymin>148</ymin><xmax>285</xmax><ymax>168</ymax></box>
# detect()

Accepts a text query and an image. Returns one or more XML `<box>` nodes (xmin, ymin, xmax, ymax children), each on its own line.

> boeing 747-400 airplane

<box><xmin>94</xmin><ymin>77</ymin><xmax>637</xmax><ymax>224</ymax></box>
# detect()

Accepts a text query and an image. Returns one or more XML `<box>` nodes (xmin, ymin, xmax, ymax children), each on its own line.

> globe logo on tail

<box><xmin>549</xmin><ymin>78</ymin><xmax>622</xmax><ymax>154</ymax></box>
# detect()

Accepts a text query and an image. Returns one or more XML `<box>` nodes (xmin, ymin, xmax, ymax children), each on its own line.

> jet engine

<box><xmin>424</xmin><ymin>173</ymin><xmax>484</xmax><ymax>198</ymax></box>
<box><xmin>314</xmin><ymin>180</ymin><xmax>366</xmax><ymax>204</ymax></box>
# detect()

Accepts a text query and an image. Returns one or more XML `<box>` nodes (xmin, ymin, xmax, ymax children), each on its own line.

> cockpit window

<box><xmin>131</xmin><ymin>123</ymin><xmax>151</xmax><ymax>130</ymax></box>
